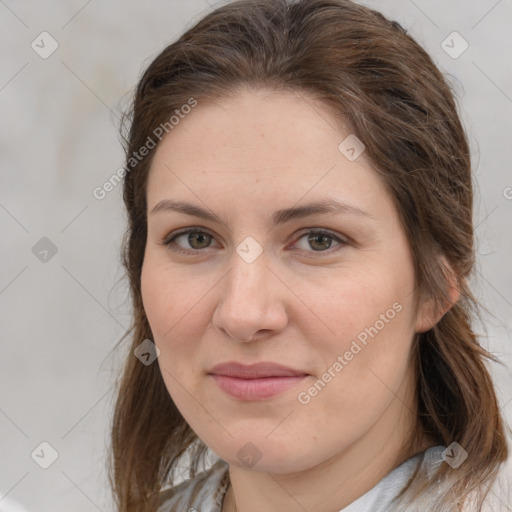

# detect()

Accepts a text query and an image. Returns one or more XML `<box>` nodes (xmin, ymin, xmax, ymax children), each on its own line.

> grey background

<box><xmin>0</xmin><ymin>1</ymin><xmax>511</xmax><ymax>511</ymax></box>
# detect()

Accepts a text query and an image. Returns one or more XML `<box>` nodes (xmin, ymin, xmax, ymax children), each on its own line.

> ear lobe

<box><xmin>415</xmin><ymin>258</ymin><xmax>461</xmax><ymax>334</ymax></box>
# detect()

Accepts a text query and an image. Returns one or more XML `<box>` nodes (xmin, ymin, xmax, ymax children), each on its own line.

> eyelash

<box><xmin>160</xmin><ymin>227</ymin><xmax>348</xmax><ymax>256</ymax></box>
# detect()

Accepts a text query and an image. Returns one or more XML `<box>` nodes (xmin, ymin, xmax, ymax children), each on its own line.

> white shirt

<box><xmin>157</xmin><ymin>445</ymin><xmax>454</xmax><ymax>512</ymax></box>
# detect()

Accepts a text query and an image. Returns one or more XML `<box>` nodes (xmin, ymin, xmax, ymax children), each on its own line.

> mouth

<box><xmin>208</xmin><ymin>361</ymin><xmax>310</xmax><ymax>401</ymax></box>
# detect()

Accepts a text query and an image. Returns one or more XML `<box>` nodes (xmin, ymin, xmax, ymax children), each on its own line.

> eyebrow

<box><xmin>150</xmin><ymin>198</ymin><xmax>375</xmax><ymax>227</ymax></box>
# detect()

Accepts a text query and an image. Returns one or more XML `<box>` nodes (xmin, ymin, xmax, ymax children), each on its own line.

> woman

<box><xmin>109</xmin><ymin>1</ymin><xmax>509</xmax><ymax>511</ymax></box>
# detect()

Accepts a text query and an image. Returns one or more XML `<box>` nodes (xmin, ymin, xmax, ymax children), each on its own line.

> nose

<box><xmin>211</xmin><ymin>249</ymin><xmax>289</xmax><ymax>342</ymax></box>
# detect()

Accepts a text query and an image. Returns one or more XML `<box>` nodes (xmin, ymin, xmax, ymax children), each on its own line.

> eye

<box><xmin>292</xmin><ymin>229</ymin><xmax>347</xmax><ymax>254</ymax></box>
<box><xmin>160</xmin><ymin>228</ymin><xmax>348</xmax><ymax>255</ymax></box>
<box><xmin>162</xmin><ymin>228</ymin><xmax>219</xmax><ymax>253</ymax></box>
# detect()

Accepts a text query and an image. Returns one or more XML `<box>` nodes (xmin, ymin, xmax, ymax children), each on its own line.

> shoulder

<box><xmin>157</xmin><ymin>458</ymin><xmax>230</xmax><ymax>512</ymax></box>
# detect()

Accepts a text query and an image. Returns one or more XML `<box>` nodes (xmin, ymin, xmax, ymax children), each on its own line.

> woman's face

<box><xmin>141</xmin><ymin>88</ymin><xmax>434</xmax><ymax>473</ymax></box>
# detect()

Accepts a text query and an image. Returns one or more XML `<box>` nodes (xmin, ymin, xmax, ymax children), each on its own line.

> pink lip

<box><xmin>208</xmin><ymin>362</ymin><xmax>309</xmax><ymax>400</ymax></box>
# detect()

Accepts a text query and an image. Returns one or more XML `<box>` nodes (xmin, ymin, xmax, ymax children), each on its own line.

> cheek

<box><xmin>141</xmin><ymin>262</ymin><xmax>202</xmax><ymax>410</ymax></box>
<box><xmin>142</xmin><ymin>255</ymin><xmax>202</xmax><ymax>338</ymax></box>
<box><xmin>289</xmin><ymin>280</ymin><xmax>415</xmax><ymax>445</ymax></box>
<box><xmin>290</xmin><ymin>261</ymin><xmax>417</xmax><ymax>413</ymax></box>
<box><xmin>294</xmin><ymin>262</ymin><xmax>415</xmax><ymax>349</ymax></box>
<box><xmin>141</xmin><ymin>260</ymin><xmax>171</xmax><ymax>340</ymax></box>
<box><xmin>140</xmin><ymin>257</ymin><xmax>216</xmax><ymax>383</ymax></box>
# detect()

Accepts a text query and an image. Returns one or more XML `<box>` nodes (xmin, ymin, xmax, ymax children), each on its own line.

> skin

<box><xmin>141</xmin><ymin>88</ymin><xmax>458</xmax><ymax>512</ymax></box>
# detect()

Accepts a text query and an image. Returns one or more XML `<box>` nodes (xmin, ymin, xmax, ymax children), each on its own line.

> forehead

<box><xmin>152</xmin><ymin>88</ymin><xmax>355</xmax><ymax>166</ymax></box>
<box><xmin>146</xmin><ymin>88</ymin><xmax>393</xmax><ymax>220</ymax></box>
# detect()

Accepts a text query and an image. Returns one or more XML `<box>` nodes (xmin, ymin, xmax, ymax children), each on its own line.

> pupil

<box><xmin>190</xmin><ymin>233</ymin><xmax>210</xmax><ymax>248</ymax></box>
<box><xmin>309</xmin><ymin>233</ymin><xmax>331</xmax><ymax>251</ymax></box>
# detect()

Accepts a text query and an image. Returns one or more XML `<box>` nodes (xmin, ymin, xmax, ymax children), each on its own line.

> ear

<box><xmin>414</xmin><ymin>257</ymin><xmax>461</xmax><ymax>334</ymax></box>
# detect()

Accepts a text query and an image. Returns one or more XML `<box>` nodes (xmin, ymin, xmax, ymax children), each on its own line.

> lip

<box><xmin>209</xmin><ymin>361</ymin><xmax>307</xmax><ymax>378</ymax></box>
<box><xmin>208</xmin><ymin>361</ymin><xmax>309</xmax><ymax>400</ymax></box>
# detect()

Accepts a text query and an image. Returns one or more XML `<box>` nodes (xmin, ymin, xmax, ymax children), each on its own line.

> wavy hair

<box><xmin>109</xmin><ymin>1</ymin><xmax>509</xmax><ymax>511</ymax></box>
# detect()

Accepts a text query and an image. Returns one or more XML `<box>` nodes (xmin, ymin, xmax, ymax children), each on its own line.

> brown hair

<box><xmin>109</xmin><ymin>1</ymin><xmax>509</xmax><ymax>511</ymax></box>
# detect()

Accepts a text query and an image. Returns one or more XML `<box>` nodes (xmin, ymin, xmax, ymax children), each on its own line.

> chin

<box><xmin>209</xmin><ymin>434</ymin><xmax>323</xmax><ymax>474</ymax></box>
